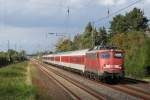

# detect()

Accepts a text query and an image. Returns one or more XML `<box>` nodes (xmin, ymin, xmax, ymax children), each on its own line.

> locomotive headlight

<box><xmin>114</xmin><ymin>65</ymin><xmax>122</xmax><ymax>69</ymax></box>
<box><xmin>104</xmin><ymin>64</ymin><xmax>110</xmax><ymax>68</ymax></box>
<box><xmin>104</xmin><ymin>64</ymin><xmax>122</xmax><ymax>69</ymax></box>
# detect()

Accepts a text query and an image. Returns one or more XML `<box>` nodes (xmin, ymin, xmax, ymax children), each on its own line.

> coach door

<box><xmin>91</xmin><ymin>53</ymin><xmax>99</xmax><ymax>73</ymax></box>
<box><xmin>96</xmin><ymin>53</ymin><xmax>100</xmax><ymax>75</ymax></box>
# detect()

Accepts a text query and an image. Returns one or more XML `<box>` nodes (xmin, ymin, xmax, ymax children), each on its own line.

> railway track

<box><xmin>33</xmin><ymin>60</ymin><xmax>150</xmax><ymax>100</ymax></box>
<box><xmin>37</xmin><ymin>65</ymin><xmax>81</xmax><ymax>100</ymax></box>
<box><xmin>108</xmin><ymin>84</ymin><xmax>150</xmax><ymax>99</ymax></box>
<box><xmin>87</xmin><ymin>76</ymin><xmax>150</xmax><ymax>99</ymax></box>
<box><xmin>33</xmin><ymin>60</ymin><xmax>108</xmax><ymax>100</ymax></box>
<box><xmin>82</xmin><ymin>73</ymin><xmax>150</xmax><ymax>99</ymax></box>
<box><xmin>86</xmin><ymin>75</ymin><xmax>150</xmax><ymax>99</ymax></box>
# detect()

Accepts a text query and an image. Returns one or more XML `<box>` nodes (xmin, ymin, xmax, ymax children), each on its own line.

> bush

<box><xmin>0</xmin><ymin>50</ymin><xmax>27</xmax><ymax>67</ymax></box>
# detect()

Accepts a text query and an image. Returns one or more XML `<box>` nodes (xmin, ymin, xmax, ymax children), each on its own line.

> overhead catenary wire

<box><xmin>91</xmin><ymin>0</ymin><xmax>142</xmax><ymax>47</ymax></box>
<box><xmin>93</xmin><ymin>0</ymin><xmax>142</xmax><ymax>24</ymax></box>
<box><xmin>47</xmin><ymin>0</ymin><xmax>143</xmax><ymax>42</ymax></box>
<box><xmin>65</xmin><ymin>5</ymin><xmax>71</xmax><ymax>39</ymax></box>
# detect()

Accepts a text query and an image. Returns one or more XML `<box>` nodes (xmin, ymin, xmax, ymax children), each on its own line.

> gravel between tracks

<box><xmin>42</xmin><ymin>63</ymin><xmax>140</xmax><ymax>100</ymax></box>
<box><xmin>32</xmin><ymin>62</ymin><xmax>74</xmax><ymax>100</ymax></box>
<box><xmin>39</xmin><ymin>64</ymin><xmax>105</xmax><ymax>100</ymax></box>
<box><xmin>33</xmin><ymin>60</ymin><xmax>150</xmax><ymax>100</ymax></box>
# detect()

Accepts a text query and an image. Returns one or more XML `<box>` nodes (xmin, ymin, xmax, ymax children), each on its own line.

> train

<box><xmin>42</xmin><ymin>45</ymin><xmax>125</xmax><ymax>82</ymax></box>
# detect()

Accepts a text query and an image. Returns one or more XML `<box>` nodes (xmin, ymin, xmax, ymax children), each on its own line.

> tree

<box><xmin>73</xmin><ymin>34</ymin><xmax>82</xmax><ymax>50</ymax></box>
<box><xmin>56</xmin><ymin>39</ymin><xmax>74</xmax><ymax>52</ymax></box>
<box><xmin>110</xmin><ymin>14</ymin><xmax>128</xmax><ymax>34</ymax></box>
<box><xmin>95</xmin><ymin>27</ymin><xmax>108</xmax><ymax>45</ymax></box>
<box><xmin>126</xmin><ymin>8</ymin><xmax>149</xmax><ymax>31</ymax></box>
<box><xmin>110</xmin><ymin>8</ymin><xmax>149</xmax><ymax>34</ymax></box>
<box><xmin>0</xmin><ymin>49</ymin><xmax>27</xmax><ymax>66</ymax></box>
<box><xmin>19</xmin><ymin>50</ymin><xmax>26</xmax><ymax>61</ymax></box>
<box><xmin>92</xmin><ymin>28</ymin><xmax>98</xmax><ymax>46</ymax></box>
<box><xmin>0</xmin><ymin>52</ymin><xmax>9</xmax><ymax>66</ymax></box>
<box><xmin>8</xmin><ymin>49</ymin><xmax>18</xmax><ymax>62</ymax></box>
<box><xmin>84</xmin><ymin>22</ymin><xmax>93</xmax><ymax>33</ymax></box>
<box><xmin>81</xmin><ymin>22</ymin><xmax>93</xmax><ymax>48</ymax></box>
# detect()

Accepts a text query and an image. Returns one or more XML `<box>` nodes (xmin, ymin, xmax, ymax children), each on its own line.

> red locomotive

<box><xmin>42</xmin><ymin>46</ymin><xmax>125</xmax><ymax>82</ymax></box>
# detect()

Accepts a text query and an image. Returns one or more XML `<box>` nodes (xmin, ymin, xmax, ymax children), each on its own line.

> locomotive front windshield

<box><xmin>100</xmin><ymin>53</ymin><xmax>110</xmax><ymax>59</ymax></box>
<box><xmin>100</xmin><ymin>52</ymin><xmax>123</xmax><ymax>59</ymax></box>
<box><xmin>114</xmin><ymin>52</ymin><xmax>123</xmax><ymax>58</ymax></box>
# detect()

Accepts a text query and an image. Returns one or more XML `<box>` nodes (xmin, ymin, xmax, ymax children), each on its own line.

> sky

<box><xmin>0</xmin><ymin>0</ymin><xmax>150</xmax><ymax>54</ymax></box>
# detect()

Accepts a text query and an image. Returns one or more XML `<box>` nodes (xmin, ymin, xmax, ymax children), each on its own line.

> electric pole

<box><xmin>91</xmin><ymin>22</ymin><xmax>95</xmax><ymax>48</ymax></box>
<box><xmin>7</xmin><ymin>40</ymin><xmax>10</xmax><ymax>62</ymax></box>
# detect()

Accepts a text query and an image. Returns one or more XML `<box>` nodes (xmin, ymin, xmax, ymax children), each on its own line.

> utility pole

<box><xmin>66</xmin><ymin>7</ymin><xmax>71</xmax><ymax>39</ymax></box>
<box><xmin>91</xmin><ymin>22</ymin><xmax>95</xmax><ymax>48</ymax></box>
<box><xmin>15</xmin><ymin>44</ymin><xmax>17</xmax><ymax>51</ymax></box>
<box><xmin>67</xmin><ymin>7</ymin><xmax>70</xmax><ymax>17</ymax></box>
<box><xmin>107</xmin><ymin>7</ymin><xmax>110</xmax><ymax>34</ymax></box>
<box><xmin>7</xmin><ymin>40</ymin><xmax>10</xmax><ymax>51</ymax></box>
<box><xmin>7</xmin><ymin>40</ymin><xmax>10</xmax><ymax>62</ymax></box>
<box><xmin>107</xmin><ymin>7</ymin><xmax>110</xmax><ymax>18</ymax></box>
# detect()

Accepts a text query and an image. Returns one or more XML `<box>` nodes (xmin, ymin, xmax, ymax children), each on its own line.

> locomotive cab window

<box><xmin>114</xmin><ymin>52</ymin><xmax>123</xmax><ymax>58</ymax></box>
<box><xmin>100</xmin><ymin>53</ymin><xmax>110</xmax><ymax>59</ymax></box>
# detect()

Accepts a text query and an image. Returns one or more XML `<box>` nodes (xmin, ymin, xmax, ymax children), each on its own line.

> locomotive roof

<box><xmin>90</xmin><ymin>45</ymin><xmax>118</xmax><ymax>51</ymax></box>
<box><xmin>87</xmin><ymin>49</ymin><xmax>123</xmax><ymax>53</ymax></box>
<box><xmin>56</xmin><ymin>49</ymin><xmax>89</xmax><ymax>56</ymax></box>
<box><xmin>43</xmin><ymin>49</ymin><xmax>89</xmax><ymax>57</ymax></box>
<box><xmin>42</xmin><ymin>45</ymin><xmax>124</xmax><ymax>57</ymax></box>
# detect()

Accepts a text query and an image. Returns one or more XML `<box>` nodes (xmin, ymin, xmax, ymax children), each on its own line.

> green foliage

<box><xmin>55</xmin><ymin>7</ymin><xmax>150</xmax><ymax>79</ymax></box>
<box><xmin>126</xmin><ymin>8</ymin><xmax>148</xmax><ymax>31</ymax></box>
<box><xmin>110</xmin><ymin>31</ymin><xmax>150</xmax><ymax>78</ymax></box>
<box><xmin>111</xmin><ymin>8</ymin><xmax>149</xmax><ymax>34</ymax></box>
<box><xmin>81</xmin><ymin>22</ymin><xmax>93</xmax><ymax>48</ymax></box>
<box><xmin>84</xmin><ymin>22</ymin><xmax>93</xmax><ymax>33</ymax></box>
<box><xmin>56</xmin><ymin>38</ymin><xmax>75</xmax><ymax>52</ymax></box>
<box><xmin>55</xmin><ymin>22</ymin><xmax>109</xmax><ymax>52</ymax></box>
<box><xmin>96</xmin><ymin>27</ymin><xmax>108</xmax><ymax>45</ymax></box>
<box><xmin>109</xmin><ymin>7</ymin><xmax>150</xmax><ymax>78</ymax></box>
<box><xmin>110</xmin><ymin>14</ymin><xmax>128</xmax><ymax>34</ymax></box>
<box><xmin>0</xmin><ymin>62</ymin><xmax>35</xmax><ymax>100</ymax></box>
<box><xmin>0</xmin><ymin>50</ymin><xmax>27</xmax><ymax>66</ymax></box>
<box><xmin>55</xmin><ymin>22</ymin><xmax>93</xmax><ymax>52</ymax></box>
<box><xmin>0</xmin><ymin>52</ymin><xmax>10</xmax><ymax>66</ymax></box>
<box><xmin>73</xmin><ymin>34</ymin><xmax>83</xmax><ymax>50</ymax></box>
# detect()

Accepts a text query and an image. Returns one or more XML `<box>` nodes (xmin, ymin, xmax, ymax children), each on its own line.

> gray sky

<box><xmin>0</xmin><ymin>0</ymin><xmax>150</xmax><ymax>53</ymax></box>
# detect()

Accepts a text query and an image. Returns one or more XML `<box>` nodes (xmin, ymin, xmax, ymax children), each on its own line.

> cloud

<box><xmin>0</xmin><ymin>25</ymin><xmax>81</xmax><ymax>53</ymax></box>
<box><xmin>145</xmin><ymin>0</ymin><xmax>150</xmax><ymax>3</ymax></box>
<box><xmin>0</xmin><ymin>0</ymin><xmax>105</xmax><ymax>28</ymax></box>
<box><xmin>0</xmin><ymin>0</ymin><xmax>150</xmax><ymax>53</ymax></box>
<box><xmin>0</xmin><ymin>0</ymin><xmax>84</xmax><ymax>27</ymax></box>
<box><xmin>97</xmin><ymin>0</ymin><xmax>127</xmax><ymax>6</ymax></box>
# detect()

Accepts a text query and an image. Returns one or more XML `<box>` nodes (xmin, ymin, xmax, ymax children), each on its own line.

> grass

<box><xmin>0</xmin><ymin>61</ymin><xmax>35</xmax><ymax>100</ymax></box>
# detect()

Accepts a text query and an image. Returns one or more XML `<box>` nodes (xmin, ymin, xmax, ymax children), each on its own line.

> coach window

<box><xmin>100</xmin><ymin>53</ymin><xmax>110</xmax><ymax>59</ymax></box>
